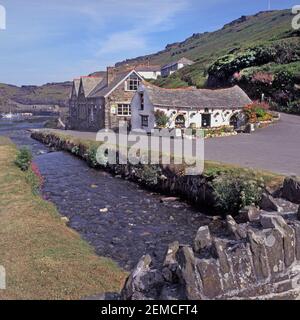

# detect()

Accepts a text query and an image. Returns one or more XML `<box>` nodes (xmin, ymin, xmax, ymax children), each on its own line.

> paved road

<box><xmin>44</xmin><ymin>113</ymin><xmax>300</xmax><ymax>176</ymax></box>
<box><xmin>205</xmin><ymin>113</ymin><xmax>300</xmax><ymax>176</ymax></box>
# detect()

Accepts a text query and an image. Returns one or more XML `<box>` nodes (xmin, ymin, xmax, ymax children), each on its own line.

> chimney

<box><xmin>107</xmin><ymin>66</ymin><xmax>116</xmax><ymax>85</ymax></box>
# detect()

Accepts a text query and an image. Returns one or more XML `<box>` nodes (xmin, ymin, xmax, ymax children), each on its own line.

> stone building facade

<box><xmin>69</xmin><ymin>68</ymin><xmax>143</xmax><ymax>131</ymax></box>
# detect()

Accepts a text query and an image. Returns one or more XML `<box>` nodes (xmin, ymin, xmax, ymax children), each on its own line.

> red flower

<box><xmin>31</xmin><ymin>162</ymin><xmax>44</xmax><ymax>186</ymax></box>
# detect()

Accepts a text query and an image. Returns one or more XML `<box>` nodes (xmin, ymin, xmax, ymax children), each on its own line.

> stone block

<box><xmin>247</xmin><ymin>230</ymin><xmax>270</xmax><ymax>280</ymax></box>
<box><xmin>226</xmin><ymin>215</ymin><xmax>247</xmax><ymax>240</ymax></box>
<box><xmin>291</xmin><ymin>223</ymin><xmax>300</xmax><ymax>261</ymax></box>
<box><xmin>281</xmin><ymin>176</ymin><xmax>300</xmax><ymax>204</ymax></box>
<box><xmin>260</xmin><ymin>193</ymin><xmax>283</xmax><ymax>212</ymax></box>
<box><xmin>193</xmin><ymin>226</ymin><xmax>212</xmax><ymax>253</ymax></box>
<box><xmin>236</xmin><ymin>206</ymin><xmax>260</xmax><ymax>223</ymax></box>
<box><xmin>260</xmin><ymin>213</ymin><xmax>295</xmax><ymax>267</ymax></box>
<box><xmin>163</xmin><ymin>241</ymin><xmax>180</xmax><ymax>267</ymax></box>
<box><xmin>212</xmin><ymin>238</ymin><xmax>236</xmax><ymax>292</ymax></box>
<box><xmin>197</xmin><ymin>259</ymin><xmax>223</xmax><ymax>299</ymax></box>
<box><xmin>176</xmin><ymin>246</ymin><xmax>203</xmax><ymax>300</ymax></box>
<box><xmin>228</xmin><ymin>243</ymin><xmax>256</xmax><ymax>290</ymax></box>
<box><xmin>263</xmin><ymin>228</ymin><xmax>285</xmax><ymax>275</ymax></box>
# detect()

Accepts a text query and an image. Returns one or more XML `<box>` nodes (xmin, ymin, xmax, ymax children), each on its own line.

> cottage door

<box><xmin>201</xmin><ymin>114</ymin><xmax>211</xmax><ymax>128</ymax></box>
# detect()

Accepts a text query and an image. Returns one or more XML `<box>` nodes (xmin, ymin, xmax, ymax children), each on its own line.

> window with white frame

<box><xmin>117</xmin><ymin>104</ymin><xmax>131</xmax><ymax>116</ymax></box>
<box><xmin>126</xmin><ymin>74</ymin><xmax>140</xmax><ymax>91</ymax></box>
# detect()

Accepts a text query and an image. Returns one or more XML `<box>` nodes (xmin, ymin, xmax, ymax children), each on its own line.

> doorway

<box><xmin>201</xmin><ymin>114</ymin><xmax>211</xmax><ymax>128</ymax></box>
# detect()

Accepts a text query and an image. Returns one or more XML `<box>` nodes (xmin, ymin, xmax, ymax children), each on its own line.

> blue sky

<box><xmin>0</xmin><ymin>0</ymin><xmax>297</xmax><ymax>85</ymax></box>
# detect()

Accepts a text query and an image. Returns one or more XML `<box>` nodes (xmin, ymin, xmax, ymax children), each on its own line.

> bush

<box><xmin>212</xmin><ymin>171</ymin><xmax>263</xmax><ymax>215</ymax></box>
<box><xmin>155</xmin><ymin>110</ymin><xmax>170</xmax><ymax>128</ymax></box>
<box><xmin>87</xmin><ymin>145</ymin><xmax>99</xmax><ymax>168</ymax></box>
<box><xmin>15</xmin><ymin>148</ymin><xmax>32</xmax><ymax>171</ymax></box>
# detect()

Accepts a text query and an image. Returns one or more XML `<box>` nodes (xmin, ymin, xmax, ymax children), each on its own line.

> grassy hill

<box><xmin>117</xmin><ymin>10</ymin><xmax>295</xmax><ymax>85</ymax></box>
<box><xmin>0</xmin><ymin>82</ymin><xmax>72</xmax><ymax>112</ymax></box>
<box><xmin>116</xmin><ymin>9</ymin><xmax>299</xmax><ymax>112</ymax></box>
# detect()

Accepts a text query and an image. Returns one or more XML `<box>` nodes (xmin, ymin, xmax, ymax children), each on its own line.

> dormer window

<box><xmin>126</xmin><ymin>74</ymin><xmax>140</xmax><ymax>91</ymax></box>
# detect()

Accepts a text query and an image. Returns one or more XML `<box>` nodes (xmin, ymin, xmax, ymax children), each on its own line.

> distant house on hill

<box><xmin>69</xmin><ymin>68</ymin><xmax>143</xmax><ymax>131</ymax></box>
<box><xmin>135</xmin><ymin>65</ymin><xmax>161</xmax><ymax>80</ymax></box>
<box><xmin>161</xmin><ymin>57</ymin><xmax>194</xmax><ymax>77</ymax></box>
<box><xmin>131</xmin><ymin>84</ymin><xmax>252</xmax><ymax>132</ymax></box>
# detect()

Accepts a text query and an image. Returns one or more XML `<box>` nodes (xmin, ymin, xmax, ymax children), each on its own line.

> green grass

<box><xmin>116</xmin><ymin>9</ymin><xmax>294</xmax><ymax>88</ymax></box>
<box><xmin>0</xmin><ymin>136</ymin><xmax>127</xmax><ymax>300</ymax></box>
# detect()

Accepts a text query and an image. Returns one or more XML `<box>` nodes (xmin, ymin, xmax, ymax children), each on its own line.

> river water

<box><xmin>0</xmin><ymin>119</ymin><xmax>209</xmax><ymax>270</ymax></box>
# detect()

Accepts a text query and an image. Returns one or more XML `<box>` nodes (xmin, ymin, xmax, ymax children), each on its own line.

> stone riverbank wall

<box><xmin>120</xmin><ymin>212</ymin><xmax>300</xmax><ymax>300</ymax></box>
<box><xmin>31</xmin><ymin>130</ymin><xmax>215</xmax><ymax>211</ymax></box>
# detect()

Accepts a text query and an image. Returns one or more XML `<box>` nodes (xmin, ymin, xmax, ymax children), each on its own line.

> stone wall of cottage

<box><xmin>69</xmin><ymin>97</ymin><xmax>105</xmax><ymax>132</ymax></box>
<box><xmin>104</xmin><ymin>81</ymin><xmax>137</xmax><ymax>131</ymax></box>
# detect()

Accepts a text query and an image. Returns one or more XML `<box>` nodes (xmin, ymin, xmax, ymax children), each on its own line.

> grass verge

<box><xmin>0</xmin><ymin>136</ymin><xmax>127</xmax><ymax>300</ymax></box>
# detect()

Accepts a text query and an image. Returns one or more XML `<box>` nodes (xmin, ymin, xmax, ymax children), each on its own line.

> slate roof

<box><xmin>81</xmin><ymin>76</ymin><xmax>104</xmax><ymax>97</ymax></box>
<box><xmin>143</xmin><ymin>84</ymin><xmax>252</xmax><ymax>109</ymax></box>
<box><xmin>135</xmin><ymin>65</ymin><xmax>161</xmax><ymax>72</ymax></box>
<box><xmin>88</xmin><ymin>70</ymin><xmax>142</xmax><ymax>98</ymax></box>
<box><xmin>161</xmin><ymin>57</ymin><xmax>194</xmax><ymax>70</ymax></box>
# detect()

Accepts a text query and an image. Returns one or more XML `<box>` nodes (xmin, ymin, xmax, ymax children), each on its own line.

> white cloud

<box><xmin>91</xmin><ymin>0</ymin><xmax>189</xmax><ymax>57</ymax></box>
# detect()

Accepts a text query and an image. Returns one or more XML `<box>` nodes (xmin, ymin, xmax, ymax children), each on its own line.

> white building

<box><xmin>161</xmin><ymin>57</ymin><xmax>194</xmax><ymax>77</ymax></box>
<box><xmin>135</xmin><ymin>65</ymin><xmax>161</xmax><ymax>80</ymax></box>
<box><xmin>131</xmin><ymin>84</ymin><xmax>252</xmax><ymax>133</ymax></box>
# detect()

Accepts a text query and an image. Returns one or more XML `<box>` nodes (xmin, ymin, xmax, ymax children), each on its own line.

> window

<box><xmin>141</xmin><ymin>115</ymin><xmax>149</xmax><ymax>127</ymax></box>
<box><xmin>140</xmin><ymin>93</ymin><xmax>144</xmax><ymax>110</ymax></box>
<box><xmin>117</xmin><ymin>104</ymin><xmax>131</xmax><ymax>116</ymax></box>
<box><xmin>126</xmin><ymin>74</ymin><xmax>140</xmax><ymax>91</ymax></box>
<box><xmin>204</xmin><ymin>108</ymin><xmax>209</xmax><ymax>113</ymax></box>
<box><xmin>89</xmin><ymin>106</ymin><xmax>96</xmax><ymax>123</ymax></box>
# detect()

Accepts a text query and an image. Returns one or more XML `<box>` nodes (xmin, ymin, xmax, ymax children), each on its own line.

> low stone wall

<box><xmin>31</xmin><ymin>130</ymin><xmax>215</xmax><ymax>211</ymax></box>
<box><xmin>121</xmin><ymin>212</ymin><xmax>300</xmax><ymax>300</ymax></box>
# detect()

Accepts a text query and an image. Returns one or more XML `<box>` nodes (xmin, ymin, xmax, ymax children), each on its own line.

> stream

<box><xmin>0</xmin><ymin>118</ymin><xmax>209</xmax><ymax>270</ymax></box>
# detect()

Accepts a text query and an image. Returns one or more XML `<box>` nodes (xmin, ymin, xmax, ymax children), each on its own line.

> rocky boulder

<box><xmin>119</xmin><ymin>211</ymin><xmax>300</xmax><ymax>300</ymax></box>
<box><xmin>281</xmin><ymin>176</ymin><xmax>300</xmax><ymax>204</ymax></box>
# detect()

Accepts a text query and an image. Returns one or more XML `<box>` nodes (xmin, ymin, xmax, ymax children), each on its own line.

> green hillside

<box><xmin>0</xmin><ymin>82</ymin><xmax>72</xmax><ymax>111</ymax></box>
<box><xmin>116</xmin><ymin>9</ymin><xmax>299</xmax><ymax>112</ymax></box>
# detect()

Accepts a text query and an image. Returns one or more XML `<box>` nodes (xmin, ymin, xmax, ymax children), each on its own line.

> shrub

<box><xmin>212</xmin><ymin>171</ymin><xmax>263</xmax><ymax>215</ymax></box>
<box><xmin>155</xmin><ymin>110</ymin><xmax>170</xmax><ymax>128</ymax></box>
<box><xmin>15</xmin><ymin>148</ymin><xmax>32</xmax><ymax>171</ymax></box>
<box><xmin>87</xmin><ymin>145</ymin><xmax>99</xmax><ymax>168</ymax></box>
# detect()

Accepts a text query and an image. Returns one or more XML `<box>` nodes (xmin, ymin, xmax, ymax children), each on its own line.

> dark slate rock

<box><xmin>197</xmin><ymin>259</ymin><xmax>223</xmax><ymax>299</ymax></box>
<box><xmin>228</xmin><ymin>243</ymin><xmax>256</xmax><ymax>290</ymax></box>
<box><xmin>226</xmin><ymin>215</ymin><xmax>247</xmax><ymax>240</ymax></box>
<box><xmin>193</xmin><ymin>226</ymin><xmax>212</xmax><ymax>254</ymax></box>
<box><xmin>176</xmin><ymin>246</ymin><xmax>203</xmax><ymax>300</ymax></box>
<box><xmin>263</xmin><ymin>228</ymin><xmax>285</xmax><ymax>275</ymax></box>
<box><xmin>247</xmin><ymin>230</ymin><xmax>270</xmax><ymax>280</ymax></box>
<box><xmin>212</xmin><ymin>238</ymin><xmax>236</xmax><ymax>292</ymax></box>
<box><xmin>260</xmin><ymin>193</ymin><xmax>283</xmax><ymax>212</ymax></box>
<box><xmin>236</xmin><ymin>206</ymin><xmax>260</xmax><ymax>223</ymax></box>
<box><xmin>292</xmin><ymin>223</ymin><xmax>300</xmax><ymax>261</ymax></box>
<box><xmin>281</xmin><ymin>176</ymin><xmax>300</xmax><ymax>204</ymax></box>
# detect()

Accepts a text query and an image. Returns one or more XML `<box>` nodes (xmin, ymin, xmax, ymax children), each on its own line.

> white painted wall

<box><xmin>131</xmin><ymin>87</ymin><xmax>242</xmax><ymax>132</ymax></box>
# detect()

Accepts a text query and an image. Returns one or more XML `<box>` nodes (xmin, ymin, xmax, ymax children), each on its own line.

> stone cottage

<box><xmin>131</xmin><ymin>83</ymin><xmax>252</xmax><ymax>132</ymax></box>
<box><xmin>69</xmin><ymin>68</ymin><xmax>143</xmax><ymax>131</ymax></box>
